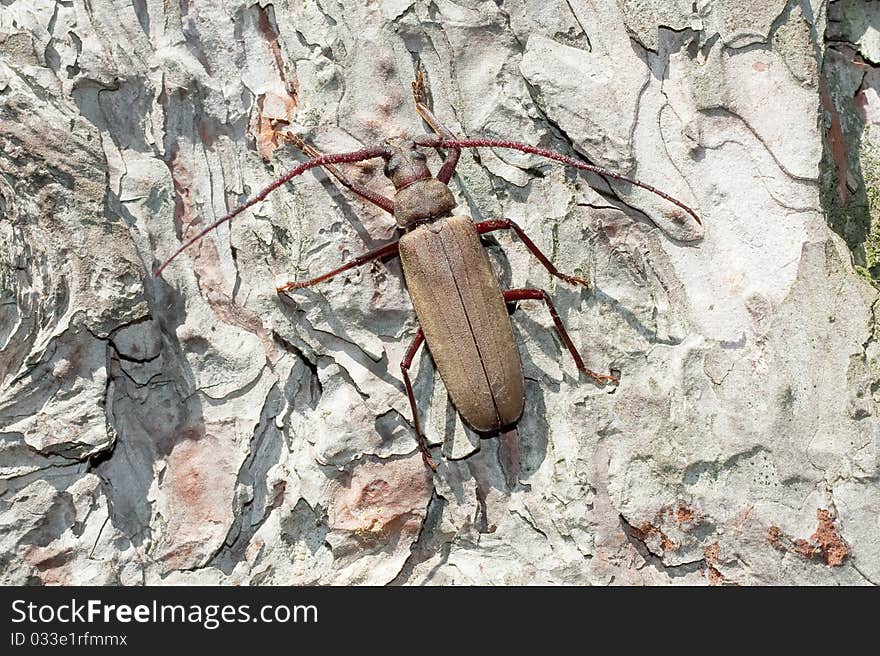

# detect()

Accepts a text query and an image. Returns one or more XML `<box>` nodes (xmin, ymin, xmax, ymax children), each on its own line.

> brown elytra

<box><xmin>398</xmin><ymin>215</ymin><xmax>525</xmax><ymax>433</ymax></box>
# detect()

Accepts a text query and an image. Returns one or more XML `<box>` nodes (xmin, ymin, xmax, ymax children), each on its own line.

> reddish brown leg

<box><xmin>284</xmin><ymin>134</ymin><xmax>395</xmax><ymax>215</ymax></box>
<box><xmin>400</xmin><ymin>328</ymin><xmax>437</xmax><ymax>471</ymax></box>
<box><xmin>476</xmin><ymin>218</ymin><xmax>590</xmax><ymax>288</ymax></box>
<box><xmin>504</xmin><ymin>288</ymin><xmax>618</xmax><ymax>387</ymax></box>
<box><xmin>276</xmin><ymin>240</ymin><xmax>399</xmax><ymax>292</ymax></box>
<box><xmin>412</xmin><ymin>71</ymin><xmax>460</xmax><ymax>184</ymax></box>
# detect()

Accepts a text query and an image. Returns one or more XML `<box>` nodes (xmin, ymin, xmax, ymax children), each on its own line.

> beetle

<box><xmin>155</xmin><ymin>73</ymin><xmax>701</xmax><ymax>471</ymax></box>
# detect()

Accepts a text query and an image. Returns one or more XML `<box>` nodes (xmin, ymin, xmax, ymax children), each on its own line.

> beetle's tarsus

<box><xmin>420</xmin><ymin>443</ymin><xmax>438</xmax><ymax>472</ymax></box>
<box><xmin>283</xmin><ymin>132</ymin><xmax>307</xmax><ymax>151</ymax></box>
<box><xmin>559</xmin><ymin>273</ymin><xmax>590</xmax><ymax>288</ymax></box>
<box><xmin>412</xmin><ymin>70</ymin><xmax>426</xmax><ymax>106</ymax></box>
<box><xmin>583</xmin><ymin>369</ymin><xmax>620</xmax><ymax>387</ymax></box>
<box><xmin>282</xmin><ymin>131</ymin><xmax>327</xmax><ymax>163</ymax></box>
<box><xmin>275</xmin><ymin>274</ymin><xmax>304</xmax><ymax>292</ymax></box>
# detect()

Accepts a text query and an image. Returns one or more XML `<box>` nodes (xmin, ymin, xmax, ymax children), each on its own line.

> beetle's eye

<box><xmin>410</xmin><ymin>150</ymin><xmax>427</xmax><ymax>161</ymax></box>
<box><xmin>384</xmin><ymin>156</ymin><xmax>400</xmax><ymax>177</ymax></box>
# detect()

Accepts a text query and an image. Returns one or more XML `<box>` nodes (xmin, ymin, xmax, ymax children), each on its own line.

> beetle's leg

<box><xmin>411</xmin><ymin>71</ymin><xmax>460</xmax><ymax>184</ymax></box>
<box><xmin>276</xmin><ymin>240</ymin><xmax>399</xmax><ymax>292</ymax></box>
<box><xmin>503</xmin><ymin>288</ymin><xmax>618</xmax><ymax>387</ymax></box>
<box><xmin>400</xmin><ymin>328</ymin><xmax>437</xmax><ymax>471</ymax></box>
<box><xmin>283</xmin><ymin>133</ymin><xmax>395</xmax><ymax>215</ymax></box>
<box><xmin>476</xmin><ymin>218</ymin><xmax>590</xmax><ymax>288</ymax></box>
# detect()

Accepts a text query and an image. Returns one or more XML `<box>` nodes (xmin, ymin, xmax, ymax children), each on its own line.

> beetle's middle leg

<box><xmin>411</xmin><ymin>71</ymin><xmax>460</xmax><ymax>184</ymax></box>
<box><xmin>400</xmin><ymin>327</ymin><xmax>438</xmax><ymax>471</ymax></box>
<box><xmin>283</xmin><ymin>133</ymin><xmax>395</xmax><ymax>215</ymax></box>
<box><xmin>503</xmin><ymin>288</ymin><xmax>618</xmax><ymax>386</ymax></box>
<box><xmin>477</xmin><ymin>218</ymin><xmax>590</xmax><ymax>288</ymax></box>
<box><xmin>276</xmin><ymin>240</ymin><xmax>400</xmax><ymax>292</ymax></box>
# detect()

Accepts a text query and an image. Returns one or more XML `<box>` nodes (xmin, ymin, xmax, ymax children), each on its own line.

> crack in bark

<box><xmin>207</xmin><ymin>382</ymin><xmax>286</xmax><ymax>574</ymax></box>
<box><xmin>619</xmin><ymin>513</ymin><xmax>722</xmax><ymax>581</ymax></box>
<box><xmin>388</xmin><ymin>489</ymin><xmax>448</xmax><ymax>585</ymax></box>
<box><xmin>700</xmin><ymin>106</ymin><xmax>821</xmax><ymax>184</ymax></box>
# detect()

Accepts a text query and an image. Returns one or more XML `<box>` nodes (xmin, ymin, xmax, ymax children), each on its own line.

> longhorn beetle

<box><xmin>155</xmin><ymin>73</ymin><xmax>701</xmax><ymax>471</ymax></box>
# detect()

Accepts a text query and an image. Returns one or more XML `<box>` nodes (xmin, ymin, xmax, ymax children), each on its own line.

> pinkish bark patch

<box><xmin>330</xmin><ymin>456</ymin><xmax>432</xmax><ymax>543</ymax></box>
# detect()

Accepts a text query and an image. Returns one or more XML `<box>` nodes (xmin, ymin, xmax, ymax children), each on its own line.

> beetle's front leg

<box><xmin>275</xmin><ymin>240</ymin><xmax>400</xmax><ymax>292</ymax></box>
<box><xmin>283</xmin><ymin>133</ymin><xmax>396</xmax><ymax>215</ymax></box>
<box><xmin>412</xmin><ymin>70</ymin><xmax>460</xmax><ymax>184</ymax></box>
<box><xmin>503</xmin><ymin>288</ymin><xmax>618</xmax><ymax>387</ymax></box>
<box><xmin>476</xmin><ymin>218</ymin><xmax>589</xmax><ymax>288</ymax></box>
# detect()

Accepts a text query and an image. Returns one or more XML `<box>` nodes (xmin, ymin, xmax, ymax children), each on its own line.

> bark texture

<box><xmin>1</xmin><ymin>0</ymin><xmax>878</xmax><ymax>585</ymax></box>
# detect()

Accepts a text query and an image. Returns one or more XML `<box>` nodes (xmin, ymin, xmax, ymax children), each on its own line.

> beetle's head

<box><xmin>383</xmin><ymin>140</ymin><xmax>432</xmax><ymax>190</ymax></box>
<box><xmin>383</xmin><ymin>141</ymin><xmax>456</xmax><ymax>230</ymax></box>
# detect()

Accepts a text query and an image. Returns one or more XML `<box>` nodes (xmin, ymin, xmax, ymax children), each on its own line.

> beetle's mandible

<box><xmin>155</xmin><ymin>72</ymin><xmax>702</xmax><ymax>471</ymax></box>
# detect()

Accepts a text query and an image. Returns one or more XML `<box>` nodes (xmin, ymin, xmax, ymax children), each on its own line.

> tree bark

<box><xmin>1</xmin><ymin>0</ymin><xmax>877</xmax><ymax>585</ymax></box>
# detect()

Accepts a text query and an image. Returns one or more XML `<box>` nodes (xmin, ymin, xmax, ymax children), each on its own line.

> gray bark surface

<box><xmin>0</xmin><ymin>0</ymin><xmax>877</xmax><ymax>585</ymax></box>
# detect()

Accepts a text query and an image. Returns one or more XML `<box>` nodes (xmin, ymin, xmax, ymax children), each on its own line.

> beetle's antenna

<box><xmin>153</xmin><ymin>146</ymin><xmax>392</xmax><ymax>277</ymax></box>
<box><xmin>415</xmin><ymin>137</ymin><xmax>702</xmax><ymax>226</ymax></box>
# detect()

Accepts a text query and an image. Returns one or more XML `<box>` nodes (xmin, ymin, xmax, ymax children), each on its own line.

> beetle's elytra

<box><xmin>399</xmin><ymin>214</ymin><xmax>526</xmax><ymax>434</ymax></box>
<box><xmin>155</xmin><ymin>72</ymin><xmax>701</xmax><ymax>471</ymax></box>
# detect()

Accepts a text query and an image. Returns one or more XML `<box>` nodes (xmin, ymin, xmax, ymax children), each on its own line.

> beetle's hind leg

<box><xmin>282</xmin><ymin>133</ymin><xmax>395</xmax><ymax>215</ymax></box>
<box><xmin>503</xmin><ymin>288</ymin><xmax>618</xmax><ymax>387</ymax></box>
<box><xmin>411</xmin><ymin>70</ymin><xmax>460</xmax><ymax>184</ymax></box>
<box><xmin>400</xmin><ymin>328</ymin><xmax>438</xmax><ymax>471</ymax></box>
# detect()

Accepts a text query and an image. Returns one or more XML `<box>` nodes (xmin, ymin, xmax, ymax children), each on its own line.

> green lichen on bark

<box><xmin>862</xmin><ymin>125</ymin><xmax>880</xmax><ymax>277</ymax></box>
<box><xmin>819</xmin><ymin>131</ymin><xmax>872</xmax><ymax>278</ymax></box>
<box><xmin>820</xmin><ymin>20</ymin><xmax>877</xmax><ymax>280</ymax></box>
